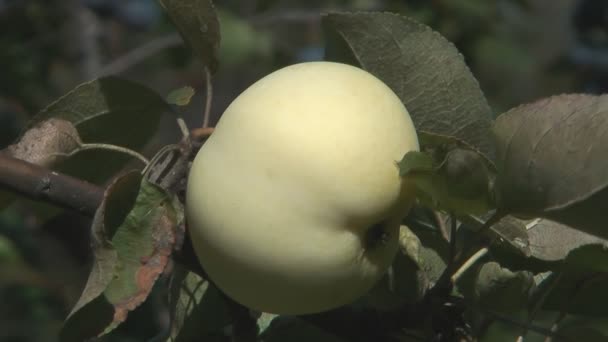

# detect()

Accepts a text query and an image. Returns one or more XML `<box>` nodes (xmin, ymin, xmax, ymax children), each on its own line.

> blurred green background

<box><xmin>1</xmin><ymin>0</ymin><xmax>607</xmax><ymax>340</ymax></box>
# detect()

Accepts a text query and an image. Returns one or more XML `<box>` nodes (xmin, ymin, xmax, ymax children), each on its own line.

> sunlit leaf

<box><xmin>323</xmin><ymin>12</ymin><xmax>495</xmax><ymax>163</ymax></box>
<box><xmin>494</xmin><ymin>94</ymin><xmax>608</xmax><ymax>238</ymax></box>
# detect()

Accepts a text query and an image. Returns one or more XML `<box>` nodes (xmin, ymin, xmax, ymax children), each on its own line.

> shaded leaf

<box><xmin>102</xmin><ymin>181</ymin><xmax>177</xmax><ymax>334</ymax></box>
<box><xmin>563</xmin><ymin>244</ymin><xmax>608</xmax><ymax>273</ymax></box>
<box><xmin>167</xmin><ymin>265</ymin><xmax>231</xmax><ymax>342</ymax></box>
<box><xmin>558</xmin><ymin>316</ymin><xmax>608</xmax><ymax>340</ymax></box>
<box><xmin>61</xmin><ymin>171</ymin><xmax>141</xmax><ymax>341</ymax></box>
<box><xmin>398</xmin><ymin>151</ymin><xmax>434</xmax><ymax>175</ymax></box>
<box><xmin>493</xmin><ymin>94</ymin><xmax>608</xmax><ymax>238</ymax></box>
<box><xmin>167</xmin><ymin>86</ymin><xmax>196</xmax><ymax>106</ymax></box>
<box><xmin>159</xmin><ymin>0</ymin><xmax>221</xmax><ymax>73</ymax></box>
<box><xmin>559</xmin><ymin>325</ymin><xmax>608</xmax><ymax>341</ymax></box>
<box><xmin>29</xmin><ymin>77</ymin><xmax>168</xmax><ymax>148</ymax></box>
<box><xmin>6</xmin><ymin>118</ymin><xmax>81</xmax><ymax>167</ymax></box>
<box><xmin>440</xmin><ymin>148</ymin><xmax>491</xmax><ymax>201</ymax></box>
<box><xmin>486</xmin><ymin>215</ymin><xmax>531</xmax><ymax>257</ymax></box>
<box><xmin>478</xmin><ymin>310</ymin><xmax>555</xmax><ymax>342</ymax></box>
<box><xmin>29</xmin><ymin>77</ymin><xmax>169</xmax><ymax>185</ymax></box>
<box><xmin>62</xmin><ymin>177</ymin><xmax>178</xmax><ymax>340</ymax></box>
<box><xmin>323</xmin><ymin>12</ymin><xmax>495</xmax><ymax>162</ymax></box>
<box><xmin>409</xmin><ymin>224</ymin><xmax>449</xmax><ymax>286</ymax></box>
<box><xmin>527</xmin><ymin>219</ymin><xmax>607</xmax><ymax>262</ymax></box>
<box><xmin>399</xmin><ymin>149</ymin><xmax>493</xmax><ymax>215</ymax></box>
<box><xmin>541</xmin><ymin>273</ymin><xmax>608</xmax><ymax>317</ymax></box>
<box><xmin>0</xmin><ymin>118</ymin><xmax>82</xmax><ymax>210</ymax></box>
<box><xmin>458</xmin><ymin>262</ymin><xmax>534</xmax><ymax>313</ymax></box>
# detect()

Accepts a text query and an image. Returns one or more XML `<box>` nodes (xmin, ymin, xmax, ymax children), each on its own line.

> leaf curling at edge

<box><xmin>322</xmin><ymin>11</ymin><xmax>496</xmax><ymax>165</ymax></box>
<box><xmin>465</xmin><ymin>216</ymin><xmax>608</xmax><ymax>274</ymax></box>
<box><xmin>0</xmin><ymin>118</ymin><xmax>83</xmax><ymax>210</ymax></box>
<box><xmin>5</xmin><ymin>118</ymin><xmax>82</xmax><ymax>167</ymax></box>
<box><xmin>493</xmin><ymin>94</ymin><xmax>608</xmax><ymax>238</ymax></box>
<box><xmin>27</xmin><ymin>77</ymin><xmax>169</xmax><ymax>145</ymax></box>
<box><xmin>61</xmin><ymin>171</ymin><xmax>142</xmax><ymax>342</ymax></box>
<box><xmin>28</xmin><ymin>77</ymin><xmax>169</xmax><ymax>185</ymax></box>
<box><xmin>61</xmin><ymin>175</ymin><xmax>178</xmax><ymax>340</ymax></box>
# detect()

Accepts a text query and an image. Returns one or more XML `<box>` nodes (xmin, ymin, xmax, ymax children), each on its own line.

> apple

<box><xmin>186</xmin><ymin>61</ymin><xmax>419</xmax><ymax>315</ymax></box>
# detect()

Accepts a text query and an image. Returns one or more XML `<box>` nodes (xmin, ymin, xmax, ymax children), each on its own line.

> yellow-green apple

<box><xmin>186</xmin><ymin>61</ymin><xmax>419</xmax><ymax>315</ymax></box>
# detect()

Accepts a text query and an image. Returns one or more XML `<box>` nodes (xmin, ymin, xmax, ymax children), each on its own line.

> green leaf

<box><xmin>563</xmin><ymin>244</ymin><xmax>608</xmax><ymax>273</ymax></box>
<box><xmin>167</xmin><ymin>265</ymin><xmax>231</xmax><ymax>342</ymax></box>
<box><xmin>159</xmin><ymin>0</ymin><xmax>221</xmax><ymax>73</ymax></box>
<box><xmin>167</xmin><ymin>86</ymin><xmax>196</xmax><ymax>106</ymax></box>
<box><xmin>541</xmin><ymin>273</ymin><xmax>608</xmax><ymax>317</ymax></box>
<box><xmin>29</xmin><ymin>77</ymin><xmax>168</xmax><ymax>147</ymax></box>
<box><xmin>322</xmin><ymin>11</ymin><xmax>495</xmax><ymax>163</ymax></box>
<box><xmin>558</xmin><ymin>316</ymin><xmax>608</xmax><ymax>340</ymax></box>
<box><xmin>527</xmin><ymin>219</ymin><xmax>607</xmax><ymax>263</ymax></box>
<box><xmin>5</xmin><ymin>118</ymin><xmax>81</xmax><ymax>167</ymax></box>
<box><xmin>559</xmin><ymin>325</ymin><xmax>608</xmax><ymax>341</ymax></box>
<box><xmin>398</xmin><ymin>151</ymin><xmax>434</xmax><ymax>175</ymax></box>
<box><xmin>467</xmin><ymin>216</ymin><xmax>608</xmax><ymax>274</ymax></box>
<box><xmin>399</xmin><ymin>149</ymin><xmax>493</xmax><ymax>215</ymax></box>
<box><xmin>26</xmin><ymin>77</ymin><xmax>169</xmax><ymax>185</ymax></box>
<box><xmin>493</xmin><ymin>94</ymin><xmax>608</xmax><ymax>238</ymax></box>
<box><xmin>62</xmin><ymin>176</ymin><xmax>178</xmax><ymax>340</ymax></box>
<box><xmin>457</xmin><ymin>262</ymin><xmax>534</xmax><ymax>313</ymax></box>
<box><xmin>0</xmin><ymin>118</ymin><xmax>83</xmax><ymax>210</ymax></box>
<box><xmin>61</xmin><ymin>171</ymin><xmax>141</xmax><ymax>341</ymax></box>
<box><xmin>408</xmin><ymin>223</ymin><xmax>449</xmax><ymax>286</ymax></box>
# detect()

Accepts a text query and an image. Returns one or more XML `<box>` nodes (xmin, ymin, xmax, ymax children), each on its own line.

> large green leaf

<box><xmin>323</xmin><ymin>12</ymin><xmax>495</xmax><ymax>163</ymax></box>
<box><xmin>62</xmin><ymin>177</ymin><xmax>178</xmax><ymax>340</ymax></box>
<box><xmin>540</xmin><ymin>272</ymin><xmax>608</xmax><ymax>317</ymax></box>
<box><xmin>28</xmin><ymin>77</ymin><xmax>168</xmax><ymax>149</ymax></box>
<box><xmin>494</xmin><ymin>94</ymin><xmax>608</xmax><ymax>238</ymax></box>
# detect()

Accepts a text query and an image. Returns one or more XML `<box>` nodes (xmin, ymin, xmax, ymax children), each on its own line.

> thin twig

<box><xmin>434</xmin><ymin>210</ymin><xmax>449</xmax><ymax>242</ymax></box>
<box><xmin>77</xmin><ymin>143</ymin><xmax>150</xmax><ymax>165</ymax></box>
<box><xmin>0</xmin><ymin>153</ymin><xmax>104</xmax><ymax>216</ymax></box>
<box><xmin>448</xmin><ymin>213</ymin><xmax>458</xmax><ymax>269</ymax></box>
<box><xmin>202</xmin><ymin>67</ymin><xmax>213</xmax><ymax>128</ymax></box>
<box><xmin>450</xmin><ymin>247</ymin><xmax>489</xmax><ymax>284</ymax></box>
<box><xmin>177</xmin><ymin>117</ymin><xmax>190</xmax><ymax>139</ymax></box>
<box><xmin>98</xmin><ymin>33</ymin><xmax>183</xmax><ymax>76</ymax></box>
<box><xmin>525</xmin><ymin>272</ymin><xmax>562</xmax><ymax>338</ymax></box>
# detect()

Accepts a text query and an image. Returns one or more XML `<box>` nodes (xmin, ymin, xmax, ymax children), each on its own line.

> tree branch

<box><xmin>0</xmin><ymin>153</ymin><xmax>104</xmax><ymax>216</ymax></box>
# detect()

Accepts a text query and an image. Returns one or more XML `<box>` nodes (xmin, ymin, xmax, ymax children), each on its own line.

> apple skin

<box><xmin>186</xmin><ymin>61</ymin><xmax>419</xmax><ymax>315</ymax></box>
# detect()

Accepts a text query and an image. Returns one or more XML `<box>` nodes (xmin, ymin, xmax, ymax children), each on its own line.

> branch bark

<box><xmin>0</xmin><ymin>153</ymin><xmax>104</xmax><ymax>216</ymax></box>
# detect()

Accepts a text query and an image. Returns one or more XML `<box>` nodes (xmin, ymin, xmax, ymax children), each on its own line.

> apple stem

<box><xmin>52</xmin><ymin>142</ymin><xmax>150</xmax><ymax>166</ymax></box>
